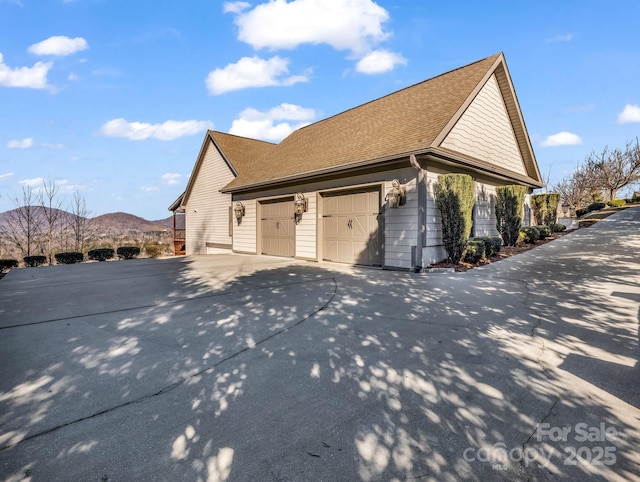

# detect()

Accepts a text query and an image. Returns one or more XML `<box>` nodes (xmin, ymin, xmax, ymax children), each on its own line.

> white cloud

<box><xmin>0</xmin><ymin>172</ymin><xmax>14</xmax><ymax>181</ymax></box>
<box><xmin>547</xmin><ymin>33</ymin><xmax>574</xmax><ymax>43</ymax></box>
<box><xmin>7</xmin><ymin>137</ymin><xmax>33</xmax><ymax>149</ymax></box>
<box><xmin>617</xmin><ymin>104</ymin><xmax>640</xmax><ymax>124</ymax></box>
<box><xmin>42</xmin><ymin>142</ymin><xmax>65</xmax><ymax>149</ymax></box>
<box><xmin>19</xmin><ymin>177</ymin><xmax>45</xmax><ymax>187</ymax></box>
<box><xmin>0</xmin><ymin>53</ymin><xmax>52</xmax><ymax>89</ymax></box>
<box><xmin>229</xmin><ymin>103</ymin><xmax>316</xmax><ymax>142</ymax></box>
<box><xmin>223</xmin><ymin>1</ymin><xmax>250</xmax><ymax>14</ymax></box>
<box><xmin>141</xmin><ymin>186</ymin><xmax>159</xmax><ymax>192</ymax></box>
<box><xmin>28</xmin><ymin>36</ymin><xmax>89</xmax><ymax>56</ymax></box>
<box><xmin>540</xmin><ymin>131</ymin><xmax>583</xmax><ymax>147</ymax></box>
<box><xmin>99</xmin><ymin>118</ymin><xmax>213</xmax><ymax>141</ymax></box>
<box><xmin>68</xmin><ymin>72</ymin><xmax>79</xmax><ymax>81</ymax></box>
<box><xmin>355</xmin><ymin>49</ymin><xmax>407</xmax><ymax>74</ymax></box>
<box><xmin>227</xmin><ymin>0</ymin><xmax>390</xmax><ymax>55</ymax></box>
<box><xmin>161</xmin><ymin>173</ymin><xmax>181</xmax><ymax>185</ymax></box>
<box><xmin>206</xmin><ymin>56</ymin><xmax>309</xmax><ymax>95</ymax></box>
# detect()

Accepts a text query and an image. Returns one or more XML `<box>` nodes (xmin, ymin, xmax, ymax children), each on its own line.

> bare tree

<box><xmin>69</xmin><ymin>191</ymin><xmax>92</xmax><ymax>252</ymax></box>
<box><xmin>39</xmin><ymin>178</ymin><xmax>64</xmax><ymax>264</ymax></box>
<box><xmin>553</xmin><ymin>165</ymin><xmax>593</xmax><ymax>215</ymax></box>
<box><xmin>5</xmin><ymin>185</ymin><xmax>43</xmax><ymax>258</ymax></box>
<box><xmin>585</xmin><ymin>138</ymin><xmax>640</xmax><ymax>201</ymax></box>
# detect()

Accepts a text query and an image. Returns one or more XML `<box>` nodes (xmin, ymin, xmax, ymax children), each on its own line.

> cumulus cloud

<box><xmin>7</xmin><ymin>137</ymin><xmax>33</xmax><ymax>149</ymax></box>
<box><xmin>28</xmin><ymin>36</ymin><xmax>89</xmax><ymax>56</ymax></box>
<box><xmin>206</xmin><ymin>56</ymin><xmax>309</xmax><ymax>95</ymax></box>
<box><xmin>223</xmin><ymin>1</ymin><xmax>250</xmax><ymax>14</ymax></box>
<box><xmin>540</xmin><ymin>131</ymin><xmax>583</xmax><ymax>147</ymax></box>
<box><xmin>161</xmin><ymin>173</ymin><xmax>181</xmax><ymax>185</ymax></box>
<box><xmin>229</xmin><ymin>103</ymin><xmax>316</xmax><ymax>142</ymax></box>
<box><xmin>99</xmin><ymin>118</ymin><xmax>213</xmax><ymax>141</ymax></box>
<box><xmin>355</xmin><ymin>49</ymin><xmax>407</xmax><ymax>74</ymax></box>
<box><xmin>227</xmin><ymin>0</ymin><xmax>390</xmax><ymax>55</ymax></box>
<box><xmin>0</xmin><ymin>53</ymin><xmax>52</xmax><ymax>89</ymax></box>
<box><xmin>617</xmin><ymin>104</ymin><xmax>640</xmax><ymax>124</ymax></box>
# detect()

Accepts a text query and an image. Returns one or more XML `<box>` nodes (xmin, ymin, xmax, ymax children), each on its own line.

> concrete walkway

<box><xmin>1</xmin><ymin>208</ymin><xmax>639</xmax><ymax>481</ymax></box>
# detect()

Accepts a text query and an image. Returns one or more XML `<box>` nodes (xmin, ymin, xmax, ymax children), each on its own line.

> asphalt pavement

<box><xmin>1</xmin><ymin>208</ymin><xmax>639</xmax><ymax>481</ymax></box>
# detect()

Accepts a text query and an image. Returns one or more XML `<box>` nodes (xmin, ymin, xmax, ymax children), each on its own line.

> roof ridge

<box><xmin>210</xmin><ymin>130</ymin><xmax>277</xmax><ymax>146</ymax></box>
<box><xmin>291</xmin><ymin>52</ymin><xmax>502</xmax><ymax>136</ymax></box>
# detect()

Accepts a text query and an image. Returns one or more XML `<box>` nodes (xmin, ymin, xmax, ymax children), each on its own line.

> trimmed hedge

<box><xmin>463</xmin><ymin>240</ymin><xmax>485</xmax><ymax>264</ymax></box>
<box><xmin>436</xmin><ymin>174</ymin><xmax>475</xmax><ymax>264</ymax></box>
<box><xmin>24</xmin><ymin>255</ymin><xmax>47</xmax><ymax>267</ymax></box>
<box><xmin>474</xmin><ymin>236</ymin><xmax>502</xmax><ymax>258</ymax></box>
<box><xmin>496</xmin><ymin>185</ymin><xmax>527</xmax><ymax>246</ymax></box>
<box><xmin>587</xmin><ymin>202</ymin><xmax>607</xmax><ymax>212</ymax></box>
<box><xmin>0</xmin><ymin>259</ymin><xmax>19</xmax><ymax>272</ymax></box>
<box><xmin>117</xmin><ymin>246</ymin><xmax>141</xmax><ymax>260</ymax></box>
<box><xmin>55</xmin><ymin>252</ymin><xmax>84</xmax><ymax>264</ymax></box>
<box><xmin>531</xmin><ymin>193</ymin><xmax>561</xmax><ymax>226</ymax></box>
<box><xmin>607</xmin><ymin>199</ymin><xmax>626</xmax><ymax>207</ymax></box>
<box><xmin>550</xmin><ymin>223</ymin><xmax>567</xmax><ymax>233</ymax></box>
<box><xmin>520</xmin><ymin>226</ymin><xmax>540</xmax><ymax>244</ymax></box>
<box><xmin>537</xmin><ymin>225</ymin><xmax>552</xmax><ymax>238</ymax></box>
<box><xmin>88</xmin><ymin>248</ymin><xmax>115</xmax><ymax>262</ymax></box>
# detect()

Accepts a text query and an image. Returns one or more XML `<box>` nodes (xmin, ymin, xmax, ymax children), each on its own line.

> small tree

<box><xmin>69</xmin><ymin>192</ymin><xmax>92</xmax><ymax>253</ymax></box>
<box><xmin>5</xmin><ymin>186</ymin><xmax>43</xmax><ymax>257</ymax></box>
<box><xmin>531</xmin><ymin>193</ymin><xmax>561</xmax><ymax>225</ymax></box>
<box><xmin>496</xmin><ymin>185</ymin><xmax>527</xmax><ymax>246</ymax></box>
<box><xmin>585</xmin><ymin>138</ymin><xmax>640</xmax><ymax>201</ymax></box>
<box><xmin>39</xmin><ymin>178</ymin><xmax>63</xmax><ymax>264</ymax></box>
<box><xmin>436</xmin><ymin>174</ymin><xmax>475</xmax><ymax>264</ymax></box>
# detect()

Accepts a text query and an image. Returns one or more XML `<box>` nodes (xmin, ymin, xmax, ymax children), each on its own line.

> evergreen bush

<box><xmin>550</xmin><ymin>223</ymin><xmax>567</xmax><ymax>233</ymax></box>
<box><xmin>436</xmin><ymin>174</ymin><xmax>475</xmax><ymax>264</ymax></box>
<box><xmin>531</xmin><ymin>193</ymin><xmax>561</xmax><ymax>225</ymax></box>
<box><xmin>24</xmin><ymin>255</ymin><xmax>47</xmax><ymax>267</ymax></box>
<box><xmin>463</xmin><ymin>240</ymin><xmax>485</xmax><ymax>264</ymax></box>
<box><xmin>88</xmin><ymin>248</ymin><xmax>115</xmax><ymax>262</ymax></box>
<box><xmin>495</xmin><ymin>185</ymin><xmax>527</xmax><ymax>246</ymax></box>
<box><xmin>520</xmin><ymin>226</ymin><xmax>541</xmax><ymax>244</ymax></box>
<box><xmin>587</xmin><ymin>202</ymin><xmax>606</xmax><ymax>212</ymax></box>
<box><xmin>0</xmin><ymin>259</ymin><xmax>19</xmax><ymax>272</ymax></box>
<box><xmin>537</xmin><ymin>225</ymin><xmax>552</xmax><ymax>238</ymax></box>
<box><xmin>144</xmin><ymin>243</ymin><xmax>163</xmax><ymax>258</ymax></box>
<box><xmin>55</xmin><ymin>252</ymin><xmax>84</xmax><ymax>264</ymax></box>
<box><xmin>474</xmin><ymin>236</ymin><xmax>502</xmax><ymax>257</ymax></box>
<box><xmin>117</xmin><ymin>246</ymin><xmax>141</xmax><ymax>260</ymax></box>
<box><xmin>607</xmin><ymin>199</ymin><xmax>626</xmax><ymax>207</ymax></box>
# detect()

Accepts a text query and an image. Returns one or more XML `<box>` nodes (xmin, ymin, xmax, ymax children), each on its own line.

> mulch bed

<box><xmin>428</xmin><ymin>231</ymin><xmax>572</xmax><ymax>272</ymax></box>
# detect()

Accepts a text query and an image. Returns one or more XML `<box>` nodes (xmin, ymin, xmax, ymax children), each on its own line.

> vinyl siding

<box><xmin>384</xmin><ymin>169</ymin><xmax>418</xmax><ymax>270</ymax></box>
<box><xmin>441</xmin><ymin>75</ymin><xmax>526</xmax><ymax>176</ymax></box>
<box><xmin>296</xmin><ymin>192</ymin><xmax>317</xmax><ymax>259</ymax></box>
<box><xmin>233</xmin><ymin>199</ymin><xmax>257</xmax><ymax>253</ymax></box>
<box><xmin>473</xmin><ymin>182</ymin><xmax>499</xmax><ymax>237</ymax></box>
<box><xmin>185</xmin><ymin>141</ymin><xmax>235</xmax><ymax>255</ymax></box>
<box><xmin>425</xmin><ymin>169</ymin><xmax>443</xmax><ymax>247</ymax></box>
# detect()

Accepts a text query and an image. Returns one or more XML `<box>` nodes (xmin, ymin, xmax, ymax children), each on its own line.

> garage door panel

<box><xmin>261</xmin><ymin>199</ymin><xmax>295</xmax><ymax>258</ymax></box>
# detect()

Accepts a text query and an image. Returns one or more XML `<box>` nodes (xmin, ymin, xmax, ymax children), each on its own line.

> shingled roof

<box><xmin>219</xmin><ymin>52</ymin><xmax>540</xmax><ymax>192</ymax></box>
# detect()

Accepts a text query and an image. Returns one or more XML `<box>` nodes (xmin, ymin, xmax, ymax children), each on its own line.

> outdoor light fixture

<box><xmin>387</xmin><ymin>179</ymin><xmax>406</xmax><ymax>208</ymax></box>
<box><xmin>294</xmin><ymin>193</ymin><xmax>308</xmax><ymax>224</ymax></box>
<box><xmin>234</xmin><ymin>201</ymin><xmax>245</xmax><ymax>223</ymax></box>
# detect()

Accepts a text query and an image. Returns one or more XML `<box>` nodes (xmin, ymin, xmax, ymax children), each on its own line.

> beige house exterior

<box><xmin>170</xmin><ymin>53</ymin><xmax>542</xmax><ymax>270</ymax></box>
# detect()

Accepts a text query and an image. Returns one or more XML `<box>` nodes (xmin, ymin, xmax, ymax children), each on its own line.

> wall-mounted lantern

<box><xmin>294</xmin><ymin>193</ymin><xmax>308</xmax><ymax>224</ymax></box>
<box><xmin>234</xmin><ymin>201</ymin><xmax>245</xmax><ymax>224</ymax></box>
<box><xmin>387</xmin><ymin>179</ymin><xmax>406</xmax><ymax>208</ymax></box>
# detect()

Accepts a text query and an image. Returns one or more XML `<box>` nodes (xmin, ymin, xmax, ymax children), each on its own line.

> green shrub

<box><xmin>88</xmin><ymin>248</ymin><xmax>115</xmax><ymax>262</ymax></box>
<box><xmin>117</xmin><ymin>246</ymin><xmax>141</xmax><ymax>260</ymax></box>
<box><xmin>55</xmin><ymin>252</ymin><xmax>84</xmax><ymax>264</ymax></box>
<box><xmin>0</xmin><ymin>259</ymin><xmax>19</xmax><ymax>272</ymax></box>
<box><xmin>463</xmin><ymin>240</ymin><xmax>486</xmax><ymax>264</ymax></box>
<box><xmin>436</xmin><ymin>174</ymin><xmax>475</xmax><ymax>264</ymax></box>
<box><xmin>537</xmin><ymin>225</ymin><xmax>552</xmax><ymax>238</ymax></box>
<box><xmin>495</xmin><ymin>185</ymin><xmax>527</xmax><ymax>246</ymax></box>
<box><xmin>575</xmin><ymin>207</ymin><xmax>588</xmax><ymax>217</ymax></box>
<box><xmin>474</xmin><ymin>236</ymin><xmax>502</xmax><ymax>257</ymax></box>
<box><xmin>607</xmin><ymin>199</ymin><xmax>626</xmax><ymax>207</ymax></box>
<box><xmin>144</xmin><ymin>243</ymin><xmax>163</xmax><ymax>258</ymax></box>
<box><xmin>24</xmin><ymin>255</ymin><xmax>47</xmax><ymax>267</ymax></box>
<box><xmin>531</xmin><ymin>193</ymin><xmax>561</xmax><ymax>225</ymax></box>
<box><xmin>520</xmin><ymin>226</ymin><xmax>541</xmax><ymax>244</ymax></box>
<box><xmin>587</xmin><ymin>202</ymin><xmax>606</xmax><ymax>212</ymax></box>
<box><xmin>550</xmin><ymin>223</ymin><xmax>567</xmax><ymax>233</ymax></box>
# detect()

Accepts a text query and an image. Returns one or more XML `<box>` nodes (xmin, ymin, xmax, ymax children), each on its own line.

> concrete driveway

<box><xmin>1</xmin><ymin>208</ymin><xmax>639</xmax><ymax>481</ymax></box>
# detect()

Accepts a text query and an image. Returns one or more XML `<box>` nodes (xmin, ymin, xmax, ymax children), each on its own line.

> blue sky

<box><xmin>1</xmin><ymin>0</ymin><xmax>639</xmax><ymax>220</ymax></box>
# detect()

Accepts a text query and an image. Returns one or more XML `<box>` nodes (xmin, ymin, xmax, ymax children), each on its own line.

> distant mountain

<box><xmin>89</xmin><ymin>212</ymin><xmax>170</xmax><ymax>234</ymax></box>
<box><xmin>152</xmin><ymin>215</ymin><xmax>185</xmax><ymax>229</ymax></box>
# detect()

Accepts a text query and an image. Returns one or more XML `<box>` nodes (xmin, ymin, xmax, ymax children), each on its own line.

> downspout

<box><xmin>410</xmin><ymin>154</ymin><xmax>426</xmax><ymax>273</ymax></box>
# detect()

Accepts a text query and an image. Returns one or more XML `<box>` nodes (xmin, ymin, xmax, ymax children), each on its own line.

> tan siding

<box><xmin>425</xmin><ymin>169</ymin><xmax>443</xmax><ymax>247</ymax></box>
<box><xmin>384</xmin><ymin>169</ymin><xmax>417</xmax><ymax>270</ymax></box>
<box><xmin>296</xmin><ymin>192</ymin><xmax>317</xmax><ymax>259</ymax></box>
<box><xmin>233</xmin><ymin>199</ymin><xmax>257</xmax><ymax>253</ymax></box>
<box><xmin>441</xmin><ymin>75</ymin><xmax>526</xmax><ymax>176</ymax></box>
<box><xmin>185</xmin><ymin>141</ymin><xmax>235</xmax><ymax>255</ymax></box>
<box><xmin>473</xmin><ymin>182</ymin><xmax>499</xmax><ymax>237</ymax></box>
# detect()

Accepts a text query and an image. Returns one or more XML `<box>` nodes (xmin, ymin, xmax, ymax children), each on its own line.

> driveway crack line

<box><xmin>0</xmin><ymin>278</ymin><xmax>338</xmax><ymax>452</ymax></box>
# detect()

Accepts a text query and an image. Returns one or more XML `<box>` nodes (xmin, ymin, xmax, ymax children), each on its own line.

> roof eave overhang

<box><xmin>427</xmin><ymin>147</ymin><xmax>544</xmax><ymax>188</ymax></box>
<box><xmin>222</xmin><ymin>145</ymin><xmax>543</xmax><ymax>194</ymax></box>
